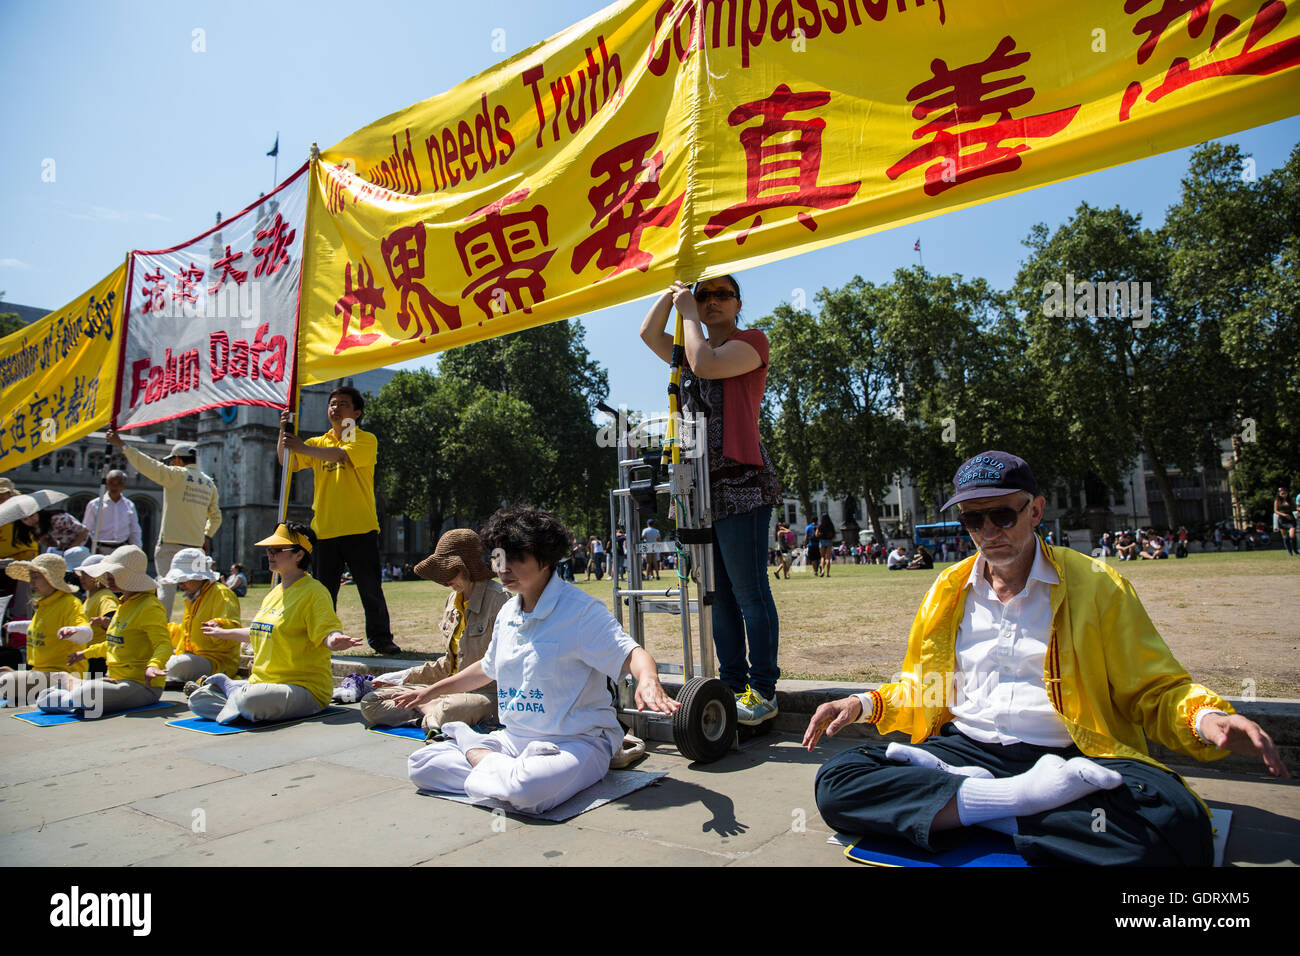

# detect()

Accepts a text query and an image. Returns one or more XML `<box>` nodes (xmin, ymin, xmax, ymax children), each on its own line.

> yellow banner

<box><xmin>0</xmin><ymin>264</ymin><xmax>126</xmax><ymax>471</ymax></box>
<box><xmin>301</xmin><ymin>0</ymin><xmax>1300</xmax><ymax>384</ymax></box>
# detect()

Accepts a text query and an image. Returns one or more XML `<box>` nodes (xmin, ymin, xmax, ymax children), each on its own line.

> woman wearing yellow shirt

<box><xmin>40</xmin><ymin>545</ymin><xmax>172</xmax><ymax>718</ymax></box>
<box><xmin>160</xmin><ymin>546</ymin><xmax>243</xmax><ymax>683</ymax></box>
<box><xmin>190</xmin><ymin>522</ymin><xmax>360</xmax><ymax>724</ymax></box>
<box><xmin>0</xmin><ymin>553</ymin><xmax>89</xmax><ymax>708</ymax></box>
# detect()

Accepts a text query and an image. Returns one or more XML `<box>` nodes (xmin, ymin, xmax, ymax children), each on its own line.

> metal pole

<box><xmin>90</xmin><ymin>441</ymin><xmax>110</xmax><ymax>553</ymax></box>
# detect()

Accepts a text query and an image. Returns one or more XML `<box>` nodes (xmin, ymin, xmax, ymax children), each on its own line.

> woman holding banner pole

<box><xmin>639</xmin><ymin>275</ymin><xmax>782</xmax><ymax>727</ymax></box>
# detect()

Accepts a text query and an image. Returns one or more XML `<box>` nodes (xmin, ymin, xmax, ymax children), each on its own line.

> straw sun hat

<box><xmin>97</xmin><ymin>545</ymin><xmax>157</xmax><ymax>592</ymax></box>
<box><xmin>4</xmin><ymin>553</ymin><xmax>78</xmax><ymax>594</ymax></box>
<box><xmin>414</xmin><ymin>529</ymin><xmax>493</xmax><ymax>586</ymax></box>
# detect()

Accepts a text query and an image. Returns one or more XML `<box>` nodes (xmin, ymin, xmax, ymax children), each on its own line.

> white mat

<box><xmin>418</xmin><ymin>769</ymin><xmax>667</xmax><ymax>822</ymax></box>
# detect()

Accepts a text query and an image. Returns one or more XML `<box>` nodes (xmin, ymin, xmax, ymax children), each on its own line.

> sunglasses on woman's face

<box><xmin>956</xmin><ymin>498</ymin><xmax>1031</xmax><ymax>533</ymax></box>
<box><xmin>695</xmin><ymin>289</ymin><xmax>738</xmax><ymax>302</ymax></box>
<box><xmin>265</xmin><ymin>546</ymin><xmax>300</xmax><ymax>555</ymax></box>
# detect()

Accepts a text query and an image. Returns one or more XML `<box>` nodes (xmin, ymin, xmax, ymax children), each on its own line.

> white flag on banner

<box><xmin>114</xmin><ymin>163</ymin><xmax>308</xmax><ymax>430</ymax></box>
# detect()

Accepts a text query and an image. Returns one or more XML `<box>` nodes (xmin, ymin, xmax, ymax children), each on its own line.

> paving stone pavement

<box><xmin>0</xmin><ymin>690</ymin><xmax>1294</xmax><ymax>867</ymax></box>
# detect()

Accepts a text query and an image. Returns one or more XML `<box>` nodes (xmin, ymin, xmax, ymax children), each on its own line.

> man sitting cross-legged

<box><xmin>804</xmin><ymin>450</ymin><xmax>1288</xmax><ymax>866</ymax></box>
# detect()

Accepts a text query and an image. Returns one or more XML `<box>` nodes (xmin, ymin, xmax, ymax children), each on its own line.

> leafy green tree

<box><xmin>1014</xmin><ymin>203</ymin><xmax>1230</xmax><ymax>527</ymax></box>
<box><xmin>0</xmin><ymin>293</ymin><xmax>22</xmax><ymax>338</ymax></box>
<box><xmin>437</xmin><ymin>320</ymin><xmax>613</xmax><ymax>532</ymax></box>
<box><xmin>365</xmin><ymin>369</ymin><xmax>551</xmax><ymax>535</ymax></box>
<box><xmin>1163</xmin><ymin>142</ymin><xmax>1300</xmax><ymax>522</ymax></box>
<box><xmin>754</xmin><ymin>304</ymin><xmax>821</xmax><ymax>522</ymax></box>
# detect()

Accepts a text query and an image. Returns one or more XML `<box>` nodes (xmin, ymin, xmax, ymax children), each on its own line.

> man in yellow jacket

<box><xmin>804</xmin><ymin>450</ymin><xmax>1287</xmax><ymax>866</ymax></box>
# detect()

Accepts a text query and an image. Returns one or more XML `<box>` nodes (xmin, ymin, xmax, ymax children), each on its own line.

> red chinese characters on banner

<box><xmin>172</xmin><ymin>263</ymin><xmax>205</xmax><ymax>305</ymax></box>
<box><xmin>705</xmin><ymin>84</ymin><xmax>861</xmax><ymax>243</ymax></box>
<box><xmin>571</xmin><ymin>133</ymin><xmax>684</xmax><ymax>277</ymax></box>
<box><xmin>455</xmin><ymin>188</ymin><xmax>556</xmax><ymax>318</ymax></box>
<box><xmin>379</xmin><ymin>222</ymin><xmax>462</xmax><ymax>340</ymax></box>
<box><xmin>886</xmin><ymin>36</ymin><xmax>1080</xmax><ymax>197</ymax></box>
<box><xmin>208</xmin><ymin>245</ymin><xmax>248</xmax><ymax>295</ymax></box>
<box><xmin>252</xmin><ymin>212</ymin><xmax>296</xmax><ymax>278</ymax></box>
<box><xmin>333</xmin><ymin>259</ymin><xmax>386</xmax><ymax>354</ymax></box>
<box><xmin>1120</xmin><ymin>0</ymin><xmax>1300</xmax><ymax>119</ymax></box>
<box><xmin>139</xmin><ymin>269</ymin><xmax>168</xmax><ymax>314</ymax></box>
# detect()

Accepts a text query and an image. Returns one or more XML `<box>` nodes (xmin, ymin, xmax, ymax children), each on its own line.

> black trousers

<box><xmin>313</xmin><ymin>531</ymin><xmax>394</xmax><ymax>649</ymax></box>
<box><xmin>814</xmin><ymin>724</ymin><xmax>1214</xmax><ymax>866</ymax></box>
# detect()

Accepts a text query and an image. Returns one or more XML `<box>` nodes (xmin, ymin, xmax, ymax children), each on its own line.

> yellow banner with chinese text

<box><xmin>0</xmin><ymin>264</ymin><xmax>126</xmax><ymax>472</ymax></box>
<box><xmin>300</xmin><ymin>0</ymin><xmax>1300</xmax><ymax>384</ymax></box>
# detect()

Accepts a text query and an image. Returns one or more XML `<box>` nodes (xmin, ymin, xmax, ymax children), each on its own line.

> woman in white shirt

<box><xmin>405</xmin><ymin>507</ymin><xmax>677</xmax><ymax>813</ymax></box>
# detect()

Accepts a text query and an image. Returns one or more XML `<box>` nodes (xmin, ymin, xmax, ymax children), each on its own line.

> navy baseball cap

<box><xmin>941</xmin><ymin>451</ymin><xmax>1038</xmax><ymax>511</ymax></box>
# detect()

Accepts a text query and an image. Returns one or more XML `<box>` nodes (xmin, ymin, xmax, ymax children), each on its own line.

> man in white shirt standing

<box><xmin>107</xmin><ymin>429</ymin><xmax>221</xmax><ymax>618</ymax></box>
<box><xmin>82</xmin><ymin>470</ymin><xmax>143</xmax><ymax>555</ymax></box>
<box><xmin>803</xmin><ymin>450</ymin><xmax>1287</xmax><ymax>866</ymax></box>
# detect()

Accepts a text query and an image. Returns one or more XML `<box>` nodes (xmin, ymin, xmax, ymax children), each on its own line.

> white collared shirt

<box><xmin>949</xmin><ymin>539</ymin><xmax>1074</xmax><ymax>747</ymax></box>
<box><xmin>482</xmin><ymin>571</ymin><xmax>638</xmax><ymax>757</ymax></box>
<box><xmin>82</xmin><ymin>493</ymin><xmax>142</xmax><ymax>547</ymax></box>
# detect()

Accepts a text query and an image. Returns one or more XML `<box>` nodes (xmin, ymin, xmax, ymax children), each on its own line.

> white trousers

<box><xmin>408</xmin><ymin>723</ymin><xmax>611</xmax><ymax>814</ymax></box>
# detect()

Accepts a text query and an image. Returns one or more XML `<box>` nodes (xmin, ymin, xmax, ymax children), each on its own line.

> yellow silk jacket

<box><xmin>867</xmin><ymin>540</ymin><xmax>1234</xmax><ymax>778</ymax></box>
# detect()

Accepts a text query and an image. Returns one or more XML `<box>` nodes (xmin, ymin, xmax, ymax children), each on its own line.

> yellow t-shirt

<box><xmin>290</xmin><ymin>428</ymin><xmax>380</xmax><ymax>539</ymax></box>
<box><xmin>0</xmin><ymin>523</ymin><xmax>37</xmax><ymax>561</ymax></box>
<box><xmin>248</xmin><ymin>575</ymin><xmax>341</xmax><ymax>707</ymax></box>
<box><xmin>26</xmin><ymin>590</ymin><xmax>90</xmax><ymax>674</ymax></box>
<box><xmin>174</xmin><ymin>581</ymin><xmax>243</xmax><ymax>677</ymax></box>
<box><xmin>84</xmin><ymin>591</ymin><xmax>172</xmax><ymax>687</ymax></box>
<box><xmin>83</xmin><ymin>587</ymin><xmax>119</xmax><ymax>646</ymax></box>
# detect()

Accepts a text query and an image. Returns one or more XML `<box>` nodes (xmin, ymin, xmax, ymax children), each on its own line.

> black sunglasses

<box><xmin>956</xmin><ymin>498</ymin><xmax>1031</xmax><ymax>533</ymax></box>
<box><xmin>695</xmin><ymin>289</ymin><xmax>738</xmax><ymax>302</ymax></box>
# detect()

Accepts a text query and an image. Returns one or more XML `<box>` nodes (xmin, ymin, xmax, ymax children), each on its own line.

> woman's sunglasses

<box><xmin>956</xmin><ymin>498</ymin><xmax>1031</xmax><ymax>533</ymax></box>
<box><xmin>265</xmin><ymin>546</ymin><xmax>301</xmax><ymax>555</ymax></box>
<box><xmin>695</xmin><ymin>289</ymin><xmax>738</xmax><ymax>302</ymax></box>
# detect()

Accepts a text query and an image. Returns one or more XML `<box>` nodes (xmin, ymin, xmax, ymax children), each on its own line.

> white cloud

<box><xmin>0</xmin><ymin>258</ymin><xmax>33</xmax><ymax>270</ymax></box>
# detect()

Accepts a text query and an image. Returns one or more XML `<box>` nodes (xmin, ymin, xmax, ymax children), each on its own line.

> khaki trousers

<box><xmin>360</xmin><ymin>686</ymin><xmax>495</xmax><ymax>731</ymax></box>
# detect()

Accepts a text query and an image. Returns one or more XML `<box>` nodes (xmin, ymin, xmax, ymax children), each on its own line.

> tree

<box><xmin>754</xmin><ymin>304</ymin><xmax>821</xmax><ymax>523</ymax></box>
<box><xmin>364</xmin><ymin>369</ymin><xmax>551</xmax><ymax>535</ymax></box>
<box><xmin>437</xmin><ymin>320</ymin><xmax>613</xmax><ymax>532</ymax></box>
<box><xmin>0</xmin><ymin>292</ymin><xmax>22</xmax><ymax>339</ymax></box>
<box><xmin>1014</xmin><ymin>203</ymin><xmax>1231</xmax><ymax>528</ymax></box>
<box><xmin>1163</xmin><ymin>142</ymin><xmax>1300</xmax><ymax>522</ymax></box>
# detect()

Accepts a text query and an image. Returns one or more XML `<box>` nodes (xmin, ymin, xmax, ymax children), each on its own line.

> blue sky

<box><xmin>2</xmin><ymin>0</ymin><xmax>1297</xmax><ymax>418</ymax></box>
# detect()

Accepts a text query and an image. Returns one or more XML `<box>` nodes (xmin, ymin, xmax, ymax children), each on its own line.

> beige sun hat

<box><xmin>77</xmin><ymin>553</ymin><xmax>109</xmax><ymax>583</ymax></box>
<box><xmin>4</xmin><ymin>553</ymin><xmax>78</xmax><ymax>594</ymax></box>
<box><xmin>162</xmin><ymin>547</ymin><xmax>220</xmax><ymax>584</ymax></box>
<box><xmin>97</xmin><ymin>545</ymin><xmax>157</xmax><ymax>592</ymax></box>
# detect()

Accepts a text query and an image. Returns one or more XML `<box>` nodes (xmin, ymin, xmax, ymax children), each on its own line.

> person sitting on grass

<box><xmin>405</xmin><ymin>507</ymin><xmax>679</xmax><ymax>814</ymax></box>
<box><xmin>188</xmin><ymin>523</ymin><xmax>361</xmax><ymax>724</ymax></box>
<box><xmin>43</xmin><ymin>546</ymin><xmax>171</xmax><ymax>718</ymax></box>
<box><xmin>1140</xmin><ymin>536</ymin><xmax>1168</xmax><ymax>560</ymax></box>
<box><xmin>907</xmin><ymin>545</ymin><xmax>935</xmax><ymax>570</ymax></box>
<box><xmin>887</xmin><ymin>545</ymin><xmax>909</xmax><ymax>570</ymax></box>
<box><xmin>359</xmin><ymin>529</ymin><xmax>510</xmax><ymax>735</ymax></box>
<box><xmin>0</xmin><ymin>554</ymin><xmax>90</xmax><ymax>707</ymax></box>
<box><xmin>161</xmin><ymin>547</ymin><xmax>243</xmax><ymax>686</ymax></box>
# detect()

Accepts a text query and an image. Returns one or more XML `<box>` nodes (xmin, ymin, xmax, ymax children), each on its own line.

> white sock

<box><xmin>956</xmin><ymin>754</ymin><xmax>1124</xmax><ymax>825</ymax></box>
<box><xmin>885</xmin><ymin>742</ymin><xmax>995</xmax><ymax>779</ymax></box>
<box><xmin>203</xmin><ymin>672</ymin><xmax>234</xmax><ymax>695</ymax></box>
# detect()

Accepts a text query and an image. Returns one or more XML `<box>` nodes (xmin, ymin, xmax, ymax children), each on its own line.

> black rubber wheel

<box><xmin>673</xmin><ymin>676</ymin><xmax>736</xmax><ymax>763</ymax></box>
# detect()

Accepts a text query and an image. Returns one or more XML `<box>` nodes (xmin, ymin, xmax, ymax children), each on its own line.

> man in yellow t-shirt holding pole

<box><xmin>277</xmin><ymin>385</ymin><xmax>399</xmax><ymax>655</ymax></box>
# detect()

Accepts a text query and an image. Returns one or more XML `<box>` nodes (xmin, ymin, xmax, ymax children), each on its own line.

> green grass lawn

<box><xmin>232</xmin><ymin>548</ymin><xmax>1300</xmax><ymax>697</ymax></box>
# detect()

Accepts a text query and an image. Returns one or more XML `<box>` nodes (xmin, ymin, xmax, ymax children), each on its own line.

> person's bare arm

<box><xmin>671</xmin><ymin>282</ymin><xmax>762</xmax><ymax>379</ymax></box>
<box><xmin>639</xmin><ymin>289</ymin><xmax>676</xmax><ymax>364</ymax></box>
<box><xmin>393</xmin><ymin>660</ymin><xmax>491</xmax><ymax>709</ymax></box>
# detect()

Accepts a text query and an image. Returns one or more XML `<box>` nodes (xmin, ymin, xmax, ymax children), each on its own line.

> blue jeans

<box><xmin>711</xmin><ymin>505</ymin><xmax>780</xmax><ymax>698</ymax></box>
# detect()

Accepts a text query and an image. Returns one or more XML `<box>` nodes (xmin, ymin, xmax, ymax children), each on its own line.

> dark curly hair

<box><xmin>480</xmin><ymin>507</ymin><xmax>572</xmax><ymax>573</ymax></box>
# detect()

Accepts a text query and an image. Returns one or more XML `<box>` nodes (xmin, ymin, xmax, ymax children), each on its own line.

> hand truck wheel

<box><xmin>672</xmin><ymin>676</ymin><xmax>736</xmax><ymax>763</ymax></box>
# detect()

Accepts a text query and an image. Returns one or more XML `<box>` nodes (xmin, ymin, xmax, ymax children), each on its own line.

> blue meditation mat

<box><xmin>367</xmin><ymin>725</ymin><xmax>426</xmax><ymax>741</ymax></box>
<box><xmin>10</xmin><ymin>701</ymin><xmax>176</xmax><ymax>726</ymax></box>
<box><xmin>367</xmin><ymin>719</ymin><xmax>501</xmax><ymax>742</ymax></box>
<box><xmin>844</xmin><ymin>830</ymin><xmax>1030</xmax><ymax>867</ymax></box>
<box><xmin>166</xmin><ymin>705</ymin><xmax>347</xmax><ymax>735</ymax></box>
